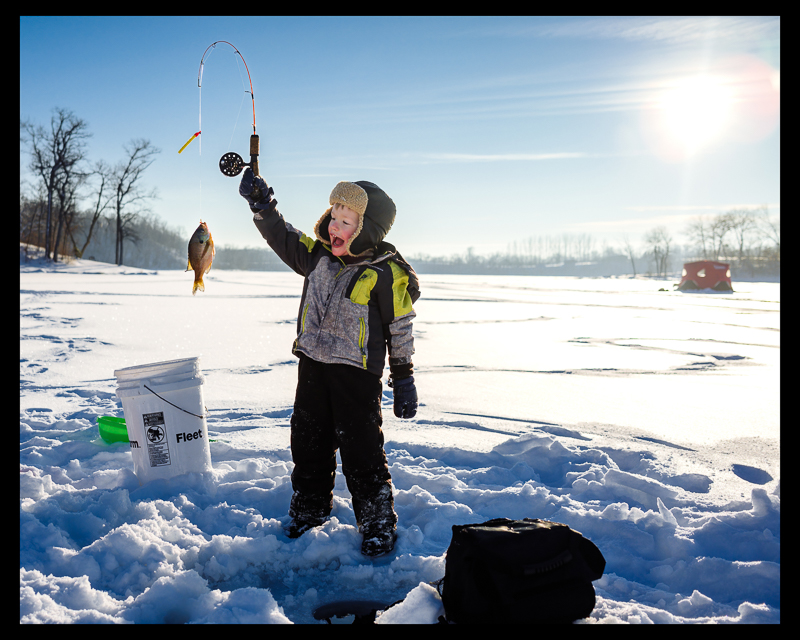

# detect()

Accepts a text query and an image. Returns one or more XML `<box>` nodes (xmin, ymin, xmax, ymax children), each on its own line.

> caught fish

<box><xmin>186</xmin><ymin>220</ymin><xmax>215</xmax><ymax>295</ymax></box>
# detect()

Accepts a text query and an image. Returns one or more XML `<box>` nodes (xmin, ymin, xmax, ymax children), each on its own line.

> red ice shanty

<box><xmin>676</xmin><ymin>261</ymin><xmax>733</xmax><ymax>291</ymax></box>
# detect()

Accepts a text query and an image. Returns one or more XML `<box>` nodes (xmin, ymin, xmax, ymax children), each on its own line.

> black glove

<box><xmin>391</xmin><ymin>376</ymin><xmax>418</xmax><ymax>419</ymax></box>
<box><xmin>239</xmin><ymin>168</ymin><xmax>275</xmax><ymax>211</ymax></box>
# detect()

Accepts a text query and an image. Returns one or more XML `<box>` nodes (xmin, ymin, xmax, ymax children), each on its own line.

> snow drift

<box><xmin>20</xmin><ymin>253</ymin><xmax>779</xmax><ymax>623</ymax></box>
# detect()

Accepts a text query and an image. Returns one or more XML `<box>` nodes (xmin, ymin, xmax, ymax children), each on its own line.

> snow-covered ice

<box><xmin>20</xmin><ymin>250</ymin><xmax>779</xmax><ymax>623</ymax></box>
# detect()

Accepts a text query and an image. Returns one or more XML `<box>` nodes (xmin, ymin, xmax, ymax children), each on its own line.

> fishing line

<box><xmin>226</xmin><ymin>48</ymin><xmax>251</xmax><ymax>151</ymax></box>
<box><xmin>226</xmin><ymin>99</ymin><xmax>244</xmax><ymax>152</ymax></box>
<box><xmin>198</xmin><ymin>77</ymin><xmax>202</xmax><ymax>156</ymax></box>
<box><xmin>198</xmin><ymin>81</ymin><xmax>202</xmax><ymax>219</ymax></box>
<box><xmin>226</xmin><ymin>84</ymin><xmax>248</xmax><ymax>152</ymax></box>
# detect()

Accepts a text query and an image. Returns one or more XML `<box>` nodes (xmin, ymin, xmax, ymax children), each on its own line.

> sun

<box><xmin>657</xmin><ymin>75</ymin><xmax>734</xmax><ymax>157</ymax></box>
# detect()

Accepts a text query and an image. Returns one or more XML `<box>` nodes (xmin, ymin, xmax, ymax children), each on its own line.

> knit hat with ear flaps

<box><xmin>314</xmin><ymin>181</ymin><xmax>397</xmax><ymax>258</ymax></box>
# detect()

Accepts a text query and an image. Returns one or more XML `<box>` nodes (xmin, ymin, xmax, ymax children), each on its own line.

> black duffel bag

<box><xmin>440</xmin><ymin>518</ymin><xmax>606</xmax><ymax>624</ymax></box>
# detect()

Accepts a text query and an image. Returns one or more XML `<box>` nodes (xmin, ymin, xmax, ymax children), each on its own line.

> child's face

<box><xmin>329</xmin><ymin>204</ymin><xmax>360</xmax><ymax>256</ymax></box>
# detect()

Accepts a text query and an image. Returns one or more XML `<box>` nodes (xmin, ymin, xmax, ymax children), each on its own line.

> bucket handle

<box><xmin>143</xmin><ymin>384</ymin><xmax>208</xmax><ymax>420</ymax></box>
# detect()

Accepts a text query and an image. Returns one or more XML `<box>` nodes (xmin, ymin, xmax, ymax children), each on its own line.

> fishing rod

<box><xmin>182</xmin><ymin>41</ymin><xmax>262</xmax><ymax>187</ymax></box>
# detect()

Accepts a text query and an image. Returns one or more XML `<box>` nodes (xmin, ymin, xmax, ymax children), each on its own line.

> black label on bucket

<box><xmin>143</xmin><ymin>411</ymin><xmax>171</xmax><ymax>467</ymax></box>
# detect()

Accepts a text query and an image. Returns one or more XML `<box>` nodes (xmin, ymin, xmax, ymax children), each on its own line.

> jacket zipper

<box><xmin>294</xmin><ymin>302</ymin><xmax>310</xmax><ymax>351</ymax></box>
<box><xmin>301</xmin><ymin>303</ymin><xmax>310</xmax><ymax>334</ymax></box>
<box><xmin>358</xmin><ymin>317</ymin><xmax>367</xmax><ymax>368</ymax></box>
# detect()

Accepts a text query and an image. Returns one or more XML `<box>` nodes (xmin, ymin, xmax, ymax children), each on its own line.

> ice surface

<box><xmin>20</xmin><ymin>251</ymin><xmax>779</xmax><ymax>623</ymax></box>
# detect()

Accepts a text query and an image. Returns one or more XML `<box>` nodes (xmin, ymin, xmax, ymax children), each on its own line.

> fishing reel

<box><xmin>219</xmin><ymin>133</ymin><xmax>264</xmax><ymax>201</ymax></box>
<box><xmin>219</xmin><ymin>134</ymin><xmax>260</xmax><ymax>178</ymax></box>
<box><xmin>219</xmin><ymin>152</ymin><xmax>246</xmax><ymax>177</ymax></box>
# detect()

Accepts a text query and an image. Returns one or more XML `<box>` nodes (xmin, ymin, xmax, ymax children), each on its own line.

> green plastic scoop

<box><xmin>97</xmin><ymin>416</ymin><xmax>129</xmax><ymax>444</ymax></box>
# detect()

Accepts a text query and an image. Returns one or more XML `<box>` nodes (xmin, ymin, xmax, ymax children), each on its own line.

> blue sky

<box><xmin>20</xmin><ymin>16</ymin><xmax>780</xmax><ymax>257</ymax></box>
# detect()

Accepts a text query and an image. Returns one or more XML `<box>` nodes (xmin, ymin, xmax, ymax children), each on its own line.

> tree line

<box><xmin>409</xmin><ymin>208</ymin><xmax>779</xmax><ymax>280</ymax></box>
<box><xmin>630</xmin><ymin>207</ymin><xmax>779</xmax><ymax>278</ymax></box>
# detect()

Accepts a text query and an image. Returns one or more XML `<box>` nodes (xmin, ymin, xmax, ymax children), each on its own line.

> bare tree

<box><xmin>644</xmin><ymin>226</ymin><xmax>672</xmax><ymax>277</ymax></box>
<box><xmin>684</xmin><ymin>216</ymin><xmax>711</xmax><ymax>260</ymax></box>
<box><xmin>118</xmin><ymin>208</ymin><xmax>146</xmax><ymax>266</ymax></box>
<box><xmin>661</xmin><ymin>228</ymin><xmax>673</xmax><ymax>276</ymax></box>
<box><xmin>708</xmin><ymin>213</ymin><xmax>734</xmax><ymax>260</ymax></box>
<box><xmin>110</xmin><ymin>139</ymin><xmax>160</xmax><ymax>265</ymax></box>
<box><xmin>548</xmin><ymin>235</ymin><xmax>567</xmax><ymax>263</ymax></box>
<box><xmin>573</xmin><ymin>233</ymin><xmax>593</xmax><ymax>262</ymax></box>
<box><xmin>20</xmin><ymin>182</ymin><xmax>47</xmax><ymax>251</ymax></box>
<box><xmin>754</xmin><ymin>206</ymin><xmax>780</xmax><ymax>260</ymax></box>
<box><xmin>66</xmin><ymin>160</ymin><xmax>114</xmax><ymax>258</ymax></box>
<box><xmin>51</xmin><ymin>149</ymin><xmax>89</xmax><ymax>261</ymax></box>
<box><xmin>21</xmin><ymin>108</ymin><xmax>91</xmax><ymax>261</ymax></box>
<box><xmin>725</xmin><ymin>208</ymin><xmax>761</xmax><ymax>275</ymax></box>
<box><xmin>620</xmin><ymin>234</ymin><xmax>638</xmax><ymax>277</ymax></box>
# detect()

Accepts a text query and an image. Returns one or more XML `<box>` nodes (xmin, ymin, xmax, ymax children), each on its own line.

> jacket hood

<box><xmin>314</xmin><ymin>181</ymin><xmax>396</xmax><ymax>257</ymax></box>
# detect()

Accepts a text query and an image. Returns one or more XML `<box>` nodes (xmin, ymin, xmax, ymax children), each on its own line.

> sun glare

<box><xmin>658</xmin><ymin>75</ymin><xmax>734</xmax><ymax>157</ymax></box>
<box><xmin>642</xmin><ymin>56</ymin><xmax>780</xmax><ymax>162</ymax></box>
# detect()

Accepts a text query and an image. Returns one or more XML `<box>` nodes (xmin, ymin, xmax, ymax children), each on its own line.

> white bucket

<box><xmin>114</xmin><ymin>357</ymin><xmax>212</xmax><ymax>485</ymax></box>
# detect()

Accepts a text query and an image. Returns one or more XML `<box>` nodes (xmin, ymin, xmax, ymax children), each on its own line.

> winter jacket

<box><xmin>253</xmin><ymin>208</ymin><xmax>419</xmax><ymax>379</ymax></box>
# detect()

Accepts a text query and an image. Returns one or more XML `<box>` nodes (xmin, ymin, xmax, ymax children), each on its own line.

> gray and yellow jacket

<box><xmin>253</xmin><ymin>208</ymin><xmax>419</xmax><ymax>379</ymax></box>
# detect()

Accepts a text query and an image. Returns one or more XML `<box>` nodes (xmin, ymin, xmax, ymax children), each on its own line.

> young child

<box><xmin>239</xmin><ymin>169</ymin><xmax>419</xmax><ymax>557</ymax></box>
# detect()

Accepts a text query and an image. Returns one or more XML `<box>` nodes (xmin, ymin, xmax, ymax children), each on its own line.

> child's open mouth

<box><xmin>332</xmin><ymin>235</ymin><xmax>345</xmax><ymax>248</ymax></box>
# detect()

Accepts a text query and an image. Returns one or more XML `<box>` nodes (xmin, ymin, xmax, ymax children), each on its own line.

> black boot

<box><xmin>286</xmin><ymin>516</ymin><xmax>325</xmax><ymax>539</ymax></box>
<box><xmin>354</xmin><ymin>483</ymin><xmax>398</xmax><ymax>557</ymax></box>
<box><xmin>285</xmin><ymin>490</ymin><xmax>330</xmax><ymax>539</ymax></box>
<box><xmin>361</xmin><ymin>521</ymin><xmax>397</xmax><ymax>557</ymax></box>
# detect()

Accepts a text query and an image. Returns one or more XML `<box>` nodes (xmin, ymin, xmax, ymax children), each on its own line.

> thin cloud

<box><xmin>419</xmin><ymin>152</ymin><xmax>591</xmax><ymax>163</ymax></box>
<box><xmin>465</xmin><ymin>16</ymin><xmax>780</xmax><ymax>47</ymax></box>
<box><xmin>560</xmin><ymin>16</ymin><xmax>776</xmax><ymax>45</ymax></box>
<box><xmin>562</xmin><ymin>203</ymin><xmax>780</xmax><ymax>236</ymax></box>
<box><xmin>306</xmin><ymin>62</ymin><xmax>749</xmax><ymax>128</ymax></box>
<box><xmin>294</xmin><ymin>151</ymin><xmax>599</xmax><ymax>171</ymax></box>
<box><xmin>625</xmin><ymin>203</ymin><xmax>780</xmax><ymax>212</ymax></box>
<box><xmin>562</xmin><ymin>214</ymin><xmax>700</xmax><ymax>235</ymax></box>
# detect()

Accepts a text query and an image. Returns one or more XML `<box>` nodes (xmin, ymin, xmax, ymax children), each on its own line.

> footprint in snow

<box><xmin>731</xmin><ymin>464</ymin><xmax>773</xmax><ymax>485</ymax></box>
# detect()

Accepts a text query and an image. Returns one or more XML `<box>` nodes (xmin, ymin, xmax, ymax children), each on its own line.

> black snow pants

<box><xmin>289</xmin><ymin>354</ymin><xmax>397</xmax><ymax>530</ymax></box>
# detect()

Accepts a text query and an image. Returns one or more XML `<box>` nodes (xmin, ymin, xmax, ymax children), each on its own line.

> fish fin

<box><xmin>186</xmin><ymin>258</ymin><xmax>193</xmax><ymax>272</ymax></box>
<box><xmin>193</xmin><ymin>277</ymin><xmax>205</xmax><ymax>295</ymax></box>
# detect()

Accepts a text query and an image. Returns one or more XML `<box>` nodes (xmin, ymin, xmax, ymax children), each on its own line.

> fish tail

<box><xmin>192</xmin><ymin>277</ymin><xmax>205</xmax><ymax>295</ymax></box>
